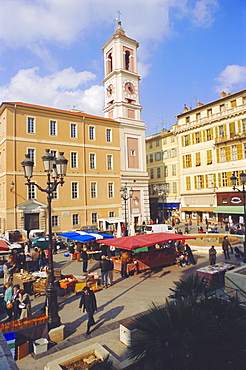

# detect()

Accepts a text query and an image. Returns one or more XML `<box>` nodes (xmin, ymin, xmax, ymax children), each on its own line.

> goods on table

<box><xmin>14</xmin><ymin>272</ymin><xmax>36</xmax><ymax>283</ymax></box>
<box><xmin>59</xmin><ymin>275</ymin><xmax>76</xmax><ymax>289</ymax></box>
<box><xmin>0</xmin><ymin>314</ymin><xmax>48</xmax><ymax>334</ymax></box>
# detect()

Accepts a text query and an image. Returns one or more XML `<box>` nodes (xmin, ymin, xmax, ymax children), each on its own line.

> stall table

<box><xmin>113</xmin><ymin>248</ymin><xmax>176</xmax><ymax>275</ymax></box>
<box><xmin>197</xmin><ymin>263</ymin><xmax>235</xmax><ymax>285</ymax></box>
<box><xmin>12</xmin><ymin>273</ymin><xmax>36</xmax><ymax>295</ymax></box>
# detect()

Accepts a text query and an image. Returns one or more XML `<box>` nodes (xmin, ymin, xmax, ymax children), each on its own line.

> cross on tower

<box><xmin>115</xmin><ymin>10</ymin><xmax>122</xmax><ymax>22</ymax></box>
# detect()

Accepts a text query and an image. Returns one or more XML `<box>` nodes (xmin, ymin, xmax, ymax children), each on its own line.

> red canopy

<box><xmin>0</xmin><ymin>239</ymin><xmax>10</xmax><ymax>251</ymax></box>
<box><xmin>97</xmin><ymin>233</ymin><xmax>196</xmax><ymax>251</ymax></box>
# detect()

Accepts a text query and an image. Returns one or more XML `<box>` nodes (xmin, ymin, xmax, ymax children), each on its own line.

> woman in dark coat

<box><xmin>78</xmin><ymin>286</ymin><xmax>97</xmax><ymax>335</ymax></box>
<box><xmin>185</xmin><ymin>244</ymin><xmax>196</xmax><ymax>265</ymax></box>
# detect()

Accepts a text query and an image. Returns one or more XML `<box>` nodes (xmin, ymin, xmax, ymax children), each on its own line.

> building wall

<box><xmin>175</xmin><ymin>89</ymin><xmax>246</xmax><ymax>222</ymax></box>
<box><xmin>146</xmin><ymin>128</ymin><xmax>180</xmax><ymax>222</ymax></box>
<box><xmin>0</xmin><ymin>103</ymin><xmax>122</xmax><ymax>232</ymax></box>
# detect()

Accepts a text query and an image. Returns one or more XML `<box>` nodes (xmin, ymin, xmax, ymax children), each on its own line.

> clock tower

<box><xmin>102</xmin><ymin>20</ymin><xmax>150</xmax><ymax>226</ymax></box>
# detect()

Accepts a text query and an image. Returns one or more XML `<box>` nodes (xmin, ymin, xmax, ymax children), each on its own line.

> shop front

<box><xmin>213</xmin><ymin>193</ymin><xmax>244</xmax><ymax>225</ymax></box>
<box><xmin>181</xmin><ymin>195</ymin><xmax>216</xmax><ymax>223</ymax></box>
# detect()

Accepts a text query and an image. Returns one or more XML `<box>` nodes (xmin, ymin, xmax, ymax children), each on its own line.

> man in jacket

<box><xmin>78</xmin><ymin>286</ymin><xmax>97</xmax><ymax>335</ymax></box>
<box><xmin>99</xmin><ymin>255</ymin><xmax>110</xmax><ymax>288</ymax></box>
<box><xmin>222</xmin><ymin>236</ymin><xmax>231</xmax><ymax>259</ymax></box>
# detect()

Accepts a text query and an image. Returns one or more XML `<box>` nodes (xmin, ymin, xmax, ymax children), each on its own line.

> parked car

<box><xmin>29</xmin><ymin>229</ymin><xmax>46</xmax><ymax>243</ymax></box>
<box><xmin>32</xmin><ymin>237</ymin><xmax>49</xmax><ymax>250</ymax></box>
<box><xmin>0</xmin><ymin>238</ymin><xmax>23</xmax><ymax>254</ymax></box>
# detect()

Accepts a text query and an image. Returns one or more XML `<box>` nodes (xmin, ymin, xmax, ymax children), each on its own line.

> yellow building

<box><xmin>0</xmin><ymin>102</ymin><xmax>122</xmax><ymax>233</ymax></box>
<box><xmin>146</xmin><ymin>128</ymin><xmax>180</xmax><ymax>223</ymax></box>
<box><xmin>175</xmin><ymin>89</ymin><xmax>246</xmax><ymax>224</ymax></box>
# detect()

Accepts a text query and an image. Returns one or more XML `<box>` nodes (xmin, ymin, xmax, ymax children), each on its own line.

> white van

<box><xmin>29</xmin><ymin>229</ymin><xmax>46</xmax><ymax>242</ymax></box>
<box><xmin>145</xmin><ymin>224</ymin><xmax>176</xmax><ymax>234</ymax></box>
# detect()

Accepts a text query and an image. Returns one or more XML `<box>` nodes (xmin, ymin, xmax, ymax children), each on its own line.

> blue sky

<box><xmin>0</xmin><ymin>0</ymin><xmax>245</xmax><ymax>135</ymax></box>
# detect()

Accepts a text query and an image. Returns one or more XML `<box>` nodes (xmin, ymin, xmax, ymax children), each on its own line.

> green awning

<box><xmin>213</xmin><ymin>206</ymin><xmax>245</xmax><ymax>214</ymax></box>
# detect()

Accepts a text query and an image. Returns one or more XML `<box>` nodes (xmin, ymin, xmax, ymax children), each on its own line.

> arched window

<box><xmin>125</xmin><ymin>51</ymin><xmax>130</xmax><ymax>70</ymax></box>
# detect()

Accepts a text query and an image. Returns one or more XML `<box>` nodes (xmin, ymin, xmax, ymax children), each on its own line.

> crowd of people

<box><xmin>3</xmin><ymin>281</ymin><xmax>32</xmax><ymax>322</ymax></box>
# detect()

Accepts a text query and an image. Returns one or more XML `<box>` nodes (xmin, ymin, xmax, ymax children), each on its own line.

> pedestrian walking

<box><xmin>209</xmin><ymin>245</ymin><xmax>217</xmax><ymax>265</ymax></box>
<box><xmin>121</xmin><ymin>251</ymin><xmax>130</xmax><ymax>278</ymax></box>
<box><xmin>3</xmin><ymin>259</ymin><xmax>15</xmax><ymax>284</ymax></box>
<box><xmin>38</xmin><ymin>247</ymin><xmax>45</xmax><ymax>270</ymax></box>
<box><xmin>106</xmin><ymin>256</ymin><xmax>114</xmax><ymax>285</ymax></box>
<box><xmin>4</xmin><ymin>282</ymin><xmax>13</xmax><ymax>322</ymax></box>
<box><xmin>18</xmin><ymin>290</ymin><xmax>32</xmax><ymax>319</ymax></box>
<box><xmin>78</xmin><ymin>286</ymin><xmax>97</xmax><ymax>335</ymax></box>
<box><xmin>81</xmin><ymin>246</ymin><xmax>89</xmax><ymax>273</ymax></box>
<box><xmin>77</xmin><ymin>243</ymin><xmax>82</xmax><ymax>262</ymax></box>
<box><xmin>100</xmin><ymin>255</ymin><xmax>109</xmax><ymax>287</ymax></box>
<box><xmin>222</xmin><ymin>236</ymin><xmax>231</xmax><ymax>259</ymax></box>
<box><xmin>31</xmin><ymin>247</ymin><xmax>39</xmax><ymax>271</ymax></box>
<box><xmin>12</xmin><ymin>284</ymin><xmax>21</xmax><ymax>320</ymax></box>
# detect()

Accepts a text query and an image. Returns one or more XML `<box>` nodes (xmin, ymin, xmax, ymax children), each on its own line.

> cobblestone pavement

<box><xmin>0</xmin><ymin>232</ymin><xmax>241</xmax><ymax>369</ymax></box>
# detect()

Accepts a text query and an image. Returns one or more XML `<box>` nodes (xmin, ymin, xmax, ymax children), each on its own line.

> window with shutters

<box><xmin>220</xmin><ymin>104</ymin><xmax>225</xmax><ymax>112</ymax></box>
<box><xmin>155</xmin><ymin>152</ymin><xmax>161</xmax><ymax>161</ymax></box>
<box><xmin>92</xmin><ymin>213</ymin><xmax>97</xmax><ymax>224</ymax></box>
<box><xmin>163</xmin><ymin>151</ymin><xmax>168</xmax><ymax>159</ymax></box>
<box><xmin>72</xmin><ymin>214</ymin><xmax>79</xmax><ymax>226</ymax></box>
<box><xmin>52</xmin><ymin>216</ymin><xmax>58</xmax><ymax>227</ymax></box>
<box><xmin>173</xmin><ymin>182</ymin><xmax>177</xmax><ymax>193</ymax></box>
<box><xmin>242</xmin><ymin>119</ymin><xmax>246</xmax><ymax>133</ymax></box>
<box><xmin>218</xmin><ymin>125</ymin><xmax>225</xmax><ymax>138</ymax></box>
<box><xmin>220</xmin><ymin>147</ymin><xmax>226</xmax><ymax>162</ymax></box>
<box><xmin>221</xmin><ymin>172</ymin><xmax>228</xmax><ymax>187</ymax></box>
<box><xmin>230</xmin><ymin>100</ymin><xmax>236</xmax><ymax>108</ymax></box>
<box><xmin>184</xmin><ymin>135</ymin><xmax>190</xmax><ymax>146</ymax></box>
<box><xmin>231</xmin><ymin>145</ymin><xmax>237</xmax><ymax>160</ymax></box>
<box><xmin>207</xmin><ymin>109</ymin><xmax>212</xmax><ymax>116</ymax></box>
<box><xmin>195</xmin><ymin>152</ymin><xmax>201</xmax><ymax>166</ymax></box>
<box><xmin>156</xmin><ymin>139</ymin><xmax>160</xmax><ymax>147</ymax></box>
<box><xmin>149</xmin><ymin>154</ymin><xmax>153</xmax><ymax>162</ymax></box>
<box><xmin>164</xmin><ymin>165</ymin><xmax>168</xmax><ymax>177</ymax></box>
<box><xmin>206</xmin><ymin>128</ymin><xmax>212</xmax><ymax>141</ymax></box>
<box><xmin>183</xmin><ymin>154</ymin><xmax>192</xmax><ymax>168</ymax></box>
<box><xmin>108</xmin><ymin>182</ymin><xmax>114</xmax><ymax>198</ymax></box>
<box><xmin>90</xmin><ymin>182</ymin><xmax>97</xmax><ymax>198</ymax></box>
<box><xmin>157</xmin><ymin>167</ymin><xmax>161</xmax><ymax>178</ymax></box>
<box><xmin>149</xmin><ymin>142</ymin><xmax>152</xmax><ymax>148</ymax></box>
<box><xmin>170</xmin><ymin>148</ymin><xmax>176</xmax><ymax>157</ymax></box>
<box><xmin>170</xmin><ymin>135</ymin><xmax>175</xmax><ymax>143</ymax></box>
<box><xmin>208</xmin><ymin>174</ymin><xmax>214</xmax><ymax>188</ymax></box>
<box><xmin>186</xmin><ymin>177</ymin><xmax>191</xmax><ymax>190</ymax></box>
<box><xmin>196</xmin><ymin>112</ymin><xmax>201</xmax><ymax>120</ymax></box>
<box><xmin>163</xmin><ymin>137</ymin><xmax>167</xmax><ymax>144</ymax></box>
<box><xmin>229</xmin><ymin>122</ymin><xmax>235</xmax><ymax>138</ymax></box>
<box><xmin>207</xmin><ymin>150</ymin><xmax>212</xmax><ymax>165</ymax></box>
<box><xmin>186</xmin><ymin>116</ymin><xmax>190</xmax><ymax>123</ymax></box>
<box><xmin>172</xmin><ymin>165</ymin><xmax>176</xmax><ymax>176</ymax></box>
<box><xmin>89</xmin><ymin>126</ymin><xmax>95</xmax><ymax>140</ymax></box>
<box><xmin>244</xmin><ymin>143</ymin><xmax>246</xmax><ymax>158</ymax></box>
<box><xmin>197</xmin><ymin>175</ymin><xmax>204</xmax><ymax>189</ymax></box>
<box><xmin>150</xmin><ymin>169</ymin><xmax>154</xmax><ymax>179</ymax></box>
<box><xmin>195</xmin><ymin>132</ymin><xmax>201</xmax><ymax>144</ymax></box>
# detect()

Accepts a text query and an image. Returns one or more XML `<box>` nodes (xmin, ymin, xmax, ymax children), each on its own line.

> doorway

<box><xmin>25</xmin><ymin>213</ymin><xmax>39</xmax><ymax>233</ymax></box>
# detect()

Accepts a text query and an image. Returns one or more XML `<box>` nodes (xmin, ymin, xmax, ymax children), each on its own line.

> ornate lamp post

<box><xmin>154</xmin><ymin>184</ymin><xmax>168</xmax><ymax>223</ymax></box>
<box><xmin>120</xmin><ymin>185</ymin><xmax>133</xmax><ymax>236</ymax></box>
<box><xmin>21</xmin><ymin>149</ymin><xmax>68</xmax><ymax>329</ymax></box>
<box><xmin>230</xmin><ymin>171</ymin><xmax>246</xmax><ymax>263</ymax></box>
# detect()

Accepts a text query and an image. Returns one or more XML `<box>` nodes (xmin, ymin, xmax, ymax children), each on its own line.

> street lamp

<box><xmin>120</xmin><ymin>185</ymin><xmax>133</xmax><ymax>236</ymax></box>
<box><xmin>154</xmin><ymin>184</ymin><xmax>167</xmax><ymax>223</ymax></box>
<box><xmin>230</xmin><ymin>171</ymin><xmax>246</xmax><ymax>263</ymax></box>
<box><xmin>21</xmin><ymin>149</ymin><xmax>68</xmax><ymax>329</ymax></box>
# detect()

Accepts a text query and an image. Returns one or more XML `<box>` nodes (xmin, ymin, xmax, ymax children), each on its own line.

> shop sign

<box><xmin>231</xmin><ymin>196</ymin><xmax>242</xmax><ymax>205</ymax></box>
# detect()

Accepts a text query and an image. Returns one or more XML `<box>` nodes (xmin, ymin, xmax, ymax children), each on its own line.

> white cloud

<box><xmin>192</xmin><ymin>0</ymin><xmax>219</xmax><ymax>27</ymax></box>
<box><xmin>0</xmin><ymin>67</ymin><xmax>104</xmax><ymax>115</ymax></box>
<box><xmin>215</xmin><ymin>65</ymin><xmax>246</xmax><ymax>93</ymax></box>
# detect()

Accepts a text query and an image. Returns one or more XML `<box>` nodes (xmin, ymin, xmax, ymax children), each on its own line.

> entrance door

<box><xmin>25</xmin><ymin>213</ymin><xmax>39</xmax><ymax>233</ymax></box>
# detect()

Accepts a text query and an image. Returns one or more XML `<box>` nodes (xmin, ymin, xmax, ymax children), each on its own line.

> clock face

<box><xmin>123</xmin><ymin>80</ymin><xmax>137</xmax><ymax>99</ymax></box>
<box><xmin>106</xmin><ymin>84</ymin><xmax>114</xmax><ymax>97</ymax></box>
<box><xmin>125</xmin><ymin>82</ymin><xmax>135</xmax><ymax>95</ymax></box>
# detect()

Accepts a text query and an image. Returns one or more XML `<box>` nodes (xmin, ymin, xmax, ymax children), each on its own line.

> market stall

<box><xmin>98</xmin><ymin>233</ymin><xmax>196</xmax><ymax>274</ymax></box>
<box><xmin>197</xmin><ymin>262</ymin><xmax>235</xmax><ymax>285</ymax></box>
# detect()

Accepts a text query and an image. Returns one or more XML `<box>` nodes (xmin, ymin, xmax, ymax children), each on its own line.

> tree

<box><xmin>127</xmin><ymin>275</ymin><xmax>246</xmax><ymax>369</ymax></box>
